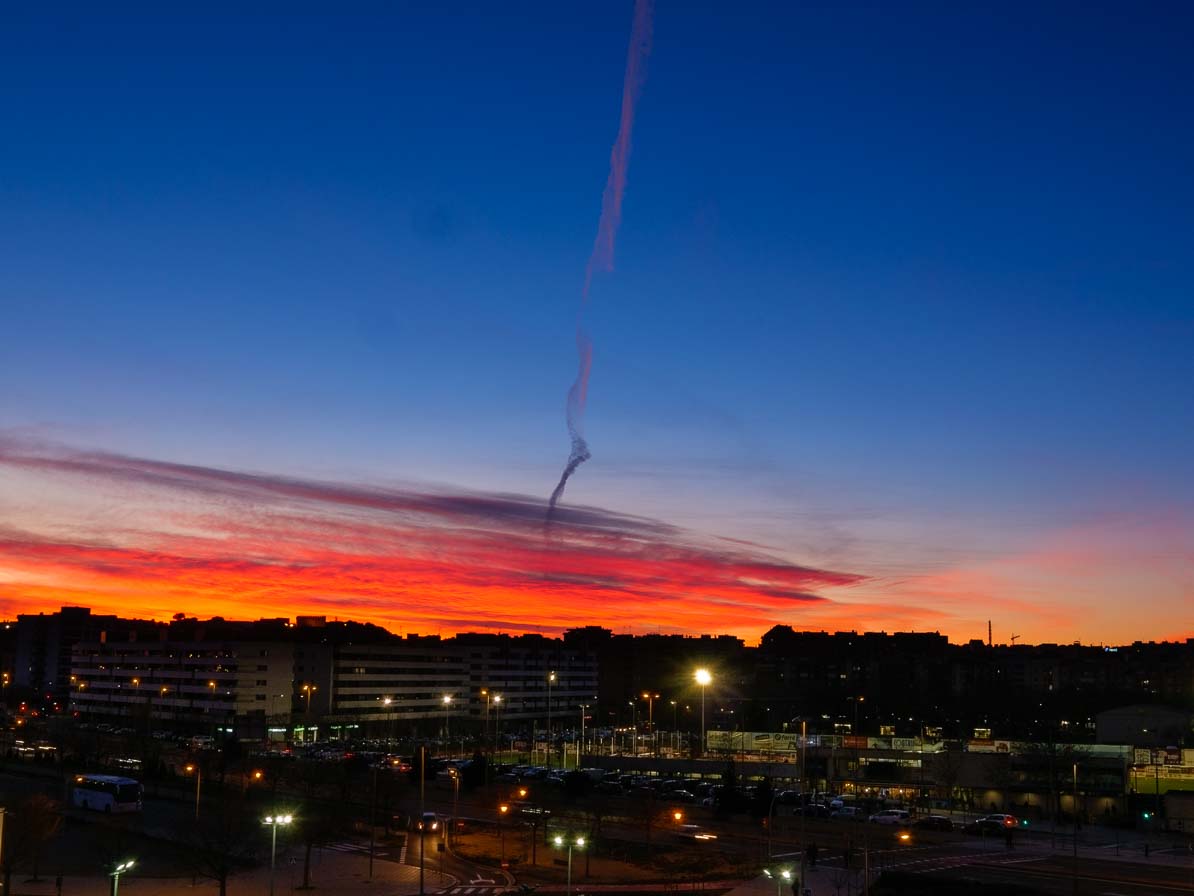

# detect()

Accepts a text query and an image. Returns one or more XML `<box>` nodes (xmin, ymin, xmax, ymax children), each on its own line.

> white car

<box><xmin>869</xmin><ymin>809</ymin><xmax>910</xmax><ymax>825</ymax></box>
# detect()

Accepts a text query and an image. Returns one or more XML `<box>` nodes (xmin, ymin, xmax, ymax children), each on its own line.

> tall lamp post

<box><xmin>184</xmin><ymin>763</ymin><xmax>201</xmax><ymax>821</ymax></box>
<box><xmin>109</xmin><ymin>859</ymin><xmax>136</xmax><ymax>896</ymax></box>
<box><xmin>442</xmin><ymin>695</ymin><xmax>453</xmax><ymax>750</ymax></box>
<box><xmin>799</xmin><ymin>719</ymin><xmax>808</xmax><ymax>886</ymax></box>
<box><xmin>579</xmin><ymin>704</ymin><xmax>589</xmax><ymax>766</ymax></box>
<box><xmin>493</xmin><ymin>695</ymin><xmax>503</xmax><ymax>760</ymax></box>
<box><xmin>553</xmin><ymin>835</ymin><xmax>585</xmax><ymax>896</ymax></box>
<box><xmin>763</xmin><ymin>867</ymin><xmax>792</xmax><ymax>896</ymax></box>
<box><xmin>670</xmin><ymin>700</ymin><xmax>678</xmax><ymax>752</ymax></box>
<box><xmin>628</xmin><ymin>701</ymin><xmax>638</xmax><ymax>756</ymax></box>
<box><xmin>382</xmin><ymin>697</ymin><xmax>394</xmax><ymax>746</ymax></box>
<box><xmin>448</xmin><ymin>767</ymin><xmax>461</xmax><ymax>848</ymax></box>
<box><xmin>694</xmin><ymin>669</ymin><xmax>712</xmax><ymax>755</ymax></box>
<box><xmin>642</xmin><ymin>692</ymin><xmax>659</xmax><ymax>756</ymax></box>
<box><xmin>1072</xmin><ymin>762</ymin><xmax>1079</xmax><ymax>858</ymax></box>
<box><xmin>547</xmin><ymin>671</ymin><xmax>556</xmax><ymax>767</ymax></box>
<box><xmin>263</xmin><ymin>814</ymin><xmax>293</xmax><ymax>896</ymax></box>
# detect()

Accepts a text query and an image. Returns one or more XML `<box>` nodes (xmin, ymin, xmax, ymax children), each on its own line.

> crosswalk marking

<box><xmin>323</xmin><ymin>841</ymin><xmax>387</xmax><ymax>856</ymax></box>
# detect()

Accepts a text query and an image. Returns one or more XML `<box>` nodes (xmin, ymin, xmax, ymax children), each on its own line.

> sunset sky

<box><xmin>2</xmin><ymin>3</ymin><xmax>1193</xmax><ymax>645</ymax></box>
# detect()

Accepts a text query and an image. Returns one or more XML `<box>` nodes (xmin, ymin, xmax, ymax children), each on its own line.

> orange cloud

<box><xmin>0</xmin><ymin>437</ymin><xmax>866</xmax><ymax>638</ymax></box>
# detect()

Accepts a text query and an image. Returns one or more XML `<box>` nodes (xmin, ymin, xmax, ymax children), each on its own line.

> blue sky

<box><xmin>2</xmin><ymin>2</ymin><xmax>1192</xmax><ymax>642</ymax></box>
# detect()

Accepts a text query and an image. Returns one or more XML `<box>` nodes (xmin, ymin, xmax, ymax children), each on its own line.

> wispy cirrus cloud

<box><xmin>0</xmin><ymin>436</ymin><xmax>866</xmax><ymax>638</ymax></box>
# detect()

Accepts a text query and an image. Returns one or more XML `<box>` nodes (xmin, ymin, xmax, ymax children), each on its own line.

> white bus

<box><xmin>72</xmin><ymin>775</ymin><xmax>143</xmax><ymax>813</ymax></box>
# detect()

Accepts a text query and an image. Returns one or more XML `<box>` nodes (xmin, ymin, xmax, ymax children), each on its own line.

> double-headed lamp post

<box><xmin>553</xmin><ymin>835</ymin><xmax>585</xmax><ymax>896</ymax></box>
<box><xmin>763</xmin><ymin>867</ymin><xmax>792</xmax><ymax>896</ymax></box>
<box><xmin>263</xmin><ymin>814</ymin><xmax>294</xmax><ymax>896</ymax></box>
<box><xmin>694</xmin><ymin>669</ymin><xmax>712</xmax><ymax>754</ymax></box>
<box><xmin>643</xmin><ymin>692</ymin><xmax>659</xmax><ymax>756</ymax></box>
<box><xmin>110</xmin><ymin>859</ymin><xmax>136</xmax><ymax>896</ymax></box>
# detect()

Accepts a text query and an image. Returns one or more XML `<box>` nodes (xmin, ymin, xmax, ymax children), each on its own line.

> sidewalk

<box><xmin>723</xmin><ymin>865</ymin><xmax>860</xmax><ymax>896</ymax></box>
<box><xmin>3</xmin><ymin>847</ymin><xmax>455</xmax><ymax>896</ymax></box>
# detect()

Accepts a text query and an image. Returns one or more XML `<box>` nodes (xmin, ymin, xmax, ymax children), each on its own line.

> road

<box><xmin>799</xmin><ymin>839</ymin><xmax>1194</xmax><ymax>895</ymax></box>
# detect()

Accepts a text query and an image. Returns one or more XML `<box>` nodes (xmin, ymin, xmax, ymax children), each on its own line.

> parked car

<box><xmin>831</xmin><ymin>806</ymin><xmax>864</xmax><ymax>821</ymax></box>
<box><xmin>798</xmin><ymin>804</ymin><xmax>831</xmax><ymax>819</ymax></box>
<box><xmin>963</xmin><ymin>818</ymin><xmax>1005</xmax><ymax>836</ymax></box>
<box><xmin>913</xmin><ymin>814</ymin><xmax>954</xmax><ymax>831</ymax></box>
<box><xmin>981</xmin><ymin>813</ymin><xmax>1018</xmax><ymax>828</ymax></box>
<box><xmin>869</xmin><ymin>809</ymin><xmax>911</xmax><ymax>825</ymax></box>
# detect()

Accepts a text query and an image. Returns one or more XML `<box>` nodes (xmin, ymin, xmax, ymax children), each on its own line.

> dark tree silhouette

<box><xmin>1</xmin><ymin>795</ymin><xmax>64</xmax><ymax>892</ymax></box>
<box><xmin>184</xmin><ymin>793</ymin><xmax>261</xmax><ymax>896</ymax></box>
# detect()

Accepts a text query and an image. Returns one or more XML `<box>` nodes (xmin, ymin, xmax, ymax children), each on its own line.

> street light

<box><xmin>448</xmin><ymin>767</ymin><xmax>461</xmax><ymax>848</ymax></box>
<box><xmin>553</xmin><ymin>835</ymin><xmax>585</xmax><ymax>896</ymax></box>
<box><xmin>109</xmin><ymin>859</ymin><xmax>136</xmax><ymax>896</ymax></box>
<box><xmin>184</xmin><ymin>763</ymin><xmax>201</xmax><ymax>821</ymax></box>
<box><xmin>850</xmin><ymin>695</ymin><xmax>865</xmax><ymax>733</ymax></box>
<box><xmin>263</xmin><ymin>814</ymin><xmax>294</xmax><ymax>896</ymax></box>
<box><xmin>579</xmin><ymin>703</ymin><xmax>589</xmax><ymax>765</ymax></box>
<box><xmin>499</xmin><ymin>803</ymin><xmax>510</xmax><ymax>866</ymax></box>
<box><xmin>763</xmin><ymin>867</ymin><xmax>792</xmax><ymax>896</ymax></box>
<box><xmin>694</xmin><ymin>669</ymin><xmax>712</xmax><ymax>754</ymax></box>
<box><xmin>1073</xmin><ymin>762</ymin><xmax>1079</xmax><ymax>858</ymax></box>
<box><xmin>301</xmin><ymin>683</ymin><xmax>317</xmax><ymax>717</ymax></box>
<box><xmin>442</xmin><ymin>694</ymin><xmax>453</xmax><ymax>747</ymax></box>
<box><xmin>642</xmin><ymin>692</ymin><xmax>659</xmax><ymax>756</ymax></box>
<box><xmin>628</xmin><ymin>700</ymin><xmax>638</xmax><ymax>756</ymax></box>
<box><xmin>547</xmin><ymin>671</ymin><xmax>556</xmax><ymax>767</ymax></box>
<box><xmin>493</xmin><ymin>694</ymin><xmax>503</xmax><ymax>758</ymax></box>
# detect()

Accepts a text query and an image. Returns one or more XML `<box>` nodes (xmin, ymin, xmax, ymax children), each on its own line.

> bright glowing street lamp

<box><xmin>493</xmin><ymin>694</ymin><xmax>503</xmax><ymax>757</ymax></box>
<box><xmin>442</xmin><ymin>694</ymin><xmax>453</xmax><ymax>747</ymax></box>
<box><xmin>184</xmin><ymin>763</ymin><xmax>201</xmax><ymax>820</ymax></box>
<box><xmin>763</xmin><ymin>867</ymin><xmax>792</xmax><ymax>896</ymax></box>
<box><xmin>694</xmin><ymin>669</ymin><xmax>712</xmax><ymax>754</ymax></box>
<box><xmin>110</xmin><ymin>859</ymin><xmax>136</xmax><ymax>896</ymax></box>
<box><xmin>642</xmin><ymin>691</ymin><xmax>659</xmax><ymax>756</ymax></box>
<box><xmin>547</xmin><ymin>671</ymin><xmax>557</xmax><ymax>767</ymax></box>
<box><xmin>263</xmin><ymin>814</ymin><xmax>294</xmax><ymax>896</ymax></box>
<box><xmin>553</xmin><ymin>835</ymin><xmax>585</xmax><ymax>896</ymax></box>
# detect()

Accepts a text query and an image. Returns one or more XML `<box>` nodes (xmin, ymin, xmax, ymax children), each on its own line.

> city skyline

<box><xmin>3</xmin><ymin>4</ymin><xmax>1193</xmax><ymax>646</ymax></box>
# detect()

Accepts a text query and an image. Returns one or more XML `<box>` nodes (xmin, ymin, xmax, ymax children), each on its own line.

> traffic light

<box><xmin>1142</xmin><ymin>811</ymin><xmax>1152</xmax><ymax>821</ymax></box>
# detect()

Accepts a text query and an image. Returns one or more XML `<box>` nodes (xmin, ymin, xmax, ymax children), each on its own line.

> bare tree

<box><xmin>185</xmin><ymin>793</ymin><xmax>261</xmax><ymax>896</ymax></box>
<box><xmin>1</xmin><ymin>795</ymin><xmax>64</xmax><ymax>891</ymax></box>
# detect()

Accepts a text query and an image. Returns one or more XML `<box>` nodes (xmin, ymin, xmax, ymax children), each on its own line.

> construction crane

<box><xmin>1010</xmin><ymin>634</ymin><xmax>1020</xmax><ymax>645</ymax></box>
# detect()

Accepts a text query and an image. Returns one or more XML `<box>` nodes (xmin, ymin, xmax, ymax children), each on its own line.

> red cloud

<box><xmin>0</xmin><ymin>438</ymin><xmax>866</xmax><ymax>638</ymax></box>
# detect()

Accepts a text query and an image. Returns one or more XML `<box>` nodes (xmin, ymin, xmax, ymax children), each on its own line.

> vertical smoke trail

<box><xmin>548</xmin><ymin>0</ymin><xmax>653</xmax><ymax>519</ymax></box>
